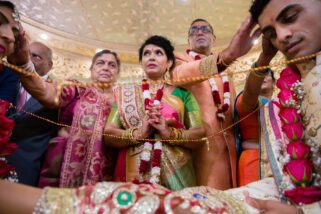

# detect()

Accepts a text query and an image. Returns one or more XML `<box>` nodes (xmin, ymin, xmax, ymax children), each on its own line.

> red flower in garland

<box><xmin>285</xmin><ymin>160</ymin><xmax>313</xmax><ymax>187</ymax></box>
<box><xmin>286</xmin><ymin>141</ymin><xmax>310</xmax><ymax>160</ymax></box>
<box><xmin>279</xmin><ymin>107</ymin><xmax>301</xmax><ymax>124</ymax></box>
<box><xmin>276</xmin><ymin>66</ymin><xmax>301</xmax><ymax>90</ymax></box>
<box><xmin>282</xmin><ymin>122</ymin><xmax>304</xmax><ymax>141</ymax></box>
<box><xmin>277</xmin><ymin>90</ymin><xmax>296</xmax><ymax>107</ymax></box>
<box><xmin>284</xmin><ymin>186</ymin><xmax>321</xmax><ymax>204</ymax></box>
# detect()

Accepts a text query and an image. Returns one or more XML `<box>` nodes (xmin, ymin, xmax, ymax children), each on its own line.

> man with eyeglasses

<box><xmin>172</xmin><ymin>16</ymin><xmax>264</xmax><ymax>189</ymax></box>
<box><xmin>8</xmin><ymin>41</ymin><xmax>58</xmax><ymax>187</ymax></box>
<box><xmin>187</xmin><ymin>19</ymin><xmax>216</xmax><ymax>56</ymax></box>
<box><xmin>171</xmin><ymin>19</ymin><xmax>238</xmax><ymax>190</ymax></box>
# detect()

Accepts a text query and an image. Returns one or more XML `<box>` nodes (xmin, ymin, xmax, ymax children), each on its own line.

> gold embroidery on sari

<box><xmin>187</xmin><ymin>111</ymin><xmax>203</xmax><ymax>128</ymax></box>
<box><xmin>260</xmin><ymin>104</ymin><xmax>274</xmax><ymax>179</ymax></box>
<box><xmin>260</xmin><ymin>125</ymin><xmax>272</xmax><ymax>179</ymax></box>
<box><xmin>299</xmin><ymin>55</ymin><xmax>321</xmax><ymax>176</ymax></box>
<box><xmin>36</xmin><ymin>188</ymin><xmax>77</xmax><ymax>213</ymax></box>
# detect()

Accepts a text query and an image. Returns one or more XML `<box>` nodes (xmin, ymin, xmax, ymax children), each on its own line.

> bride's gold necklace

<box><xmin>149</xmin><ymin>83</ymin><xmax>165</xmax><ymax>96</ymax></box>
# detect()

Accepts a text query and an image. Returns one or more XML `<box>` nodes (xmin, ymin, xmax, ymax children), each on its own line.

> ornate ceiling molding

<box><xmin>22</xmin><ymin>16</ymin><xmax>140</xmax><ymax>64</ymax></box>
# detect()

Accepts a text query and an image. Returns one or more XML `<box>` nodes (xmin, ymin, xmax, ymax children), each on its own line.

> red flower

<box><xmin>212</xmin><ymin>91</ymin><xmax>221</xmax><ymax>105</ymax></box>
<box><xmin>276</xmin><ymin>66</ymin><xmax>301</xmax><ymax>90</ymax></box>
<box><xmin>279</xmin><ymin>107</ymin><xmax>301</xmax><ymax>124</ymax></box>
<box><xmin>141</xmin><ymin>79</ymin><xmax>149</xmax><ymax>90</ymax></box>
<box><xmin>223</xmin><ymin>82</ymin><xmax>230</xmax><ymax>92</ymax></box>
<box><xmin>144</xmin><ymin>98</ymin><xmax>151</xmax><ymax>108</ymax></box>
<box><xmin>285</xmin><ymin>160</ymin><xmax>313</xmax><ymax>187</ymax></box>
<box><xmin>0</xmin><ymin>135</ymin><xmax>10</xmax><ymax>144</ymax></box>
<box><xmin>277</xmin><ymin>90</ymin><xmax>296</xmax><ymax>107</ymax></box>
<box><xmin>139</xmin><ymin>160</ymin><xmax>149</xmax><ymax>174</ymax></box>
<box><xmin>195</xmin><ymin>55</ymin><xmax>201</xmax><ymax>60</ymax></box>
<box><xmin>155</xmin><ymin>87</ymin><xmax>164</xmax><ymax>101</ymax></box>
<box><xmin>152</xmin><ymin>149</ymin><xmax>161</xmax><ymax>167</ymax></box>
<box><xmin>286</xmin><ymin>141</ymin><xmax>310</xmax><ymax>160</ymax></box>
<box><xmin>282</xmin><ymin>122</ymin><xmax>304</xmax><ymax>141</ymax></box>
<box><xmin>284</xmin><ymin>186</ymin><xmax>321</xmax><ymax>204</ymax></box>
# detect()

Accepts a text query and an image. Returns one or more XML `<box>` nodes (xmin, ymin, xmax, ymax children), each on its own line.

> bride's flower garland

<box><xmin>0</xmin><ymin>99</ymin><xmax>18</xmax><ymax>182</ymax></box>
<box><xmin>139</xmin><ymin>79</ymin><xmax>164</xmax><ymax>184</ymax></box>
<box><xmin>186</xmin><ymin>50</ymin><xmax>230</xmax><ymax>120</ymax></box>
<box><xmin>275</xmin><ymin>66</ymin><xmax>321</xmax><ymax>204</ymax></box>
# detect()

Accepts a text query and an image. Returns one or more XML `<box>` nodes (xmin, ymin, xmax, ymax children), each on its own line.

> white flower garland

<box><xmin>139</xmin><ymin>79</ymin><xmax>163</xmax><ymax>184</ymax></box>
<box><xmin>186</xmin><ymin>50</ymin><xmax>230</xmax><ymax>120</ymax></box>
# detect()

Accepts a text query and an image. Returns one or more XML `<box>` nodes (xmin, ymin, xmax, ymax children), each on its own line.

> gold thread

<box><xmin>8</xmin><ymin>98</ymin><xmax>261</xmax><ymax>143</ymax></box>
<box><xmin>3</xmin><ymin>52</ymin><xmax>320</xmax><ymax>143</ymax></box>
<box><xmin>2</xmin><ymin>52</ymin><xmax>319</xmax><ymax>89</ymax></box>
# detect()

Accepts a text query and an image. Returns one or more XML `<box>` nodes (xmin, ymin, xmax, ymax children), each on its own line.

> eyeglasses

<box><xmin>188</xmin><ymin>25</ymin><xmax>213</xmax><ymax>36</ymax></box>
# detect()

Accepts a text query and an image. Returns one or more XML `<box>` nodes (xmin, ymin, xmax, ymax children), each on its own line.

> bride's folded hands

<box><xmin>146</xmin><ymin>104</ymin><xmax>171</xmax><ymax>139</ymax></box>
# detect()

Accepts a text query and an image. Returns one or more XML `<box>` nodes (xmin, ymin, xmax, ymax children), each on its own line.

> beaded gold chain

<box><xmin>3</xmin><ymin>52</ymin><xmax>320</xmax><ymax>144</ymax></box>
<box><xmin>8</xmin><ymin>86</ymin><xmax>260</xmax><ymax>143</ymax></box>
<box><xmin>2</xmin><ymin>52</ymin><xmax>319</xmax><ymax>87</ymax></box>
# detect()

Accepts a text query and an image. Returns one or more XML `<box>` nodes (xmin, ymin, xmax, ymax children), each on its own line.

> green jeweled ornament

<box><xmin>117</xmin><ymin>191</ymin><xmax>133</xmax><ymax>205</ymax></box>
<box><xmin>112</xmin><ymin>187</ymin><xmax>137</xmax><ymax>209</ymax></box>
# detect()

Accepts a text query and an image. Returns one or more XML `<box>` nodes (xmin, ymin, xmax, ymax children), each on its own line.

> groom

<box><xmin>245</xmin><ymin>0</ymin><xmax>321</xmax><ymax>213</ymax></box>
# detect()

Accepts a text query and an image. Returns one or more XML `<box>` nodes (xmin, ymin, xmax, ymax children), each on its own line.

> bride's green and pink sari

<box><xmin>107</xmin><ymin>84</ymin><xmax>202</xmax><ymax>191</ymax></box>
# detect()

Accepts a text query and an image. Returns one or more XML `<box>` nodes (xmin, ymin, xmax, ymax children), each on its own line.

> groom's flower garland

<box><xmin>276</xmin><ymin>66</ymin><xmax>321</xmax><ymax>204</ymax></box>
<box><xmin>139</xmin><ymin>79</ymin><xmax>164</xmax><ymax>184</ymax></box>
<box><xmin>186</xmin><ymin>50</ymin><xmax>230</xmax><ymax>120</ymax></box>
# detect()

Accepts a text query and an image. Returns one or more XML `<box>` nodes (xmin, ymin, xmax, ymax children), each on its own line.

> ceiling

<box><xmin>11</xmin><ymin>0</ymin><xmax>252</xmax><ymax>62</ymax></box>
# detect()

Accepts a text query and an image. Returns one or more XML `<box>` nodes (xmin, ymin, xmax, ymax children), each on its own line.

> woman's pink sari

<box><xmin>39</xmin><ymin>86</ymin><xmax>116</xmax><ymax>188</ymax></box>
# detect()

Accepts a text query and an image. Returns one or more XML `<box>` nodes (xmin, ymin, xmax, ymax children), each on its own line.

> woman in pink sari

<box><xmin>9</xmin><ymin>46</ymin><xmax>120</xmax><ymax>187</ymax></box>
<box><xmin>104</xmin><ymin>36</ymin><xmax>205</xmax><ymax>190</ymax></box>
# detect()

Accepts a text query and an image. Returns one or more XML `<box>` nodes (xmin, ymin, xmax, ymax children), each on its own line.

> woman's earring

<box><xmin>164</xmin><ymin>67</ymin><xmax>171</xmax><ymax>83</ymax></box>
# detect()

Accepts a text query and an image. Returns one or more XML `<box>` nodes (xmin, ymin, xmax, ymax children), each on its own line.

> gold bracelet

<box><xmin>167</xmin><ymin>128</ymin><xmax>186</xmax><ymax>146</ymax></box>
<box><xmin>251</xmin><ymin>62</ymin><xmax>270</xmax><ymax>78</ymax></box>
<box><xmin>122</xmin><ymin>128</ymin><xmax>140</xmax><ymax>145</ymax></box>
<box><xmin>129</xmin><ymin>127</ymin><xmax>137</xmax><ymax>139</ymax></box>
<box><xmin>252</xmin><ymin>70</ymin><xmax>268</xmax><ymax>78</ymax></box>
<box><xmin>220</xmin><ymin>54</ymin><xmax>230</xmax><ymax>67</ymax></box>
